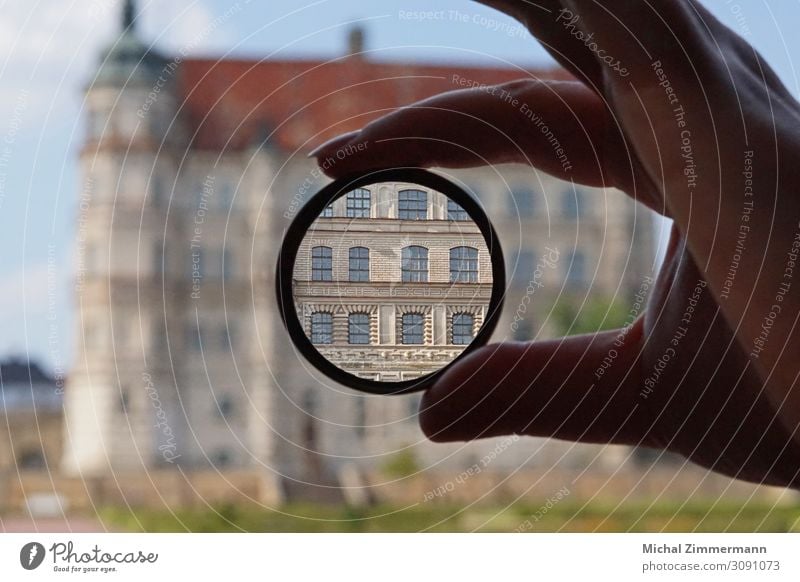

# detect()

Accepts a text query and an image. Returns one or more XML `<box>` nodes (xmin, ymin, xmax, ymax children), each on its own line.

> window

<box><xmin>217</xmin><ymin>394</ymin><xmax>234</xmax><ymax>418</ymax></box>
<box><xmin>220</xmin><ymin>323</ymin><xmax>236</xmax><ymax>349</ymax></box>
<box><xmin>452</xmin><ymin>313</ymin><xmax>475</xmax><ymax>345</ymax></box>
<box><xmin>119</xmin><ymin>387</ymin><xmax>130</xmax><ymax>413</ymax></box>
<box><xmin>153</xmin><ymin>320</ymin><xmax>168</xmax><ymax>352</ymax></box>
<box><xmin>509</xmin><ymin>186</ymin><xmax>536</xmax><ymax>217</ymax></box>
<box><xmin>152</xmin><ymin>242</ymin><xmax>164</xmax><ymax>277</ymax></box>
<box><xmin>354</xmin><ymin>398</ymin><xmax>366</xmax><ymax>439</ymax></box>
<box><xmin>349</xmin><ymin>247</ymin><xmax>369</xmax><ymax>281</ymax></box>
<box><xmin>187</xmin><ymin>324</ymin><xmax>202</xmax><ymax>351</ymax></box>
<box><xmin>346</xmin><ymin>188</ymin><xmax>371</xmax><ymax>218</ymax></box>
<box><xmin>513</xmin><ymin>318</ymin><xmax>534</xmax><ymax>341</ymax></box>
<box><xmin>562</xmin><ymin>189</ymin><xmax>583</xmax><ymax>217</ymax></box>
<box><xmin>212</xmin><ymin>449</ymin><xmax>232</xmax><ymax>468</ymax></box>
<box><xmin>402</xmin><ymin>313</ymin><xmax>425</xmax><ymax>345</ymax></box>
<box><xmin>348</xmin><ymin>313</ymin><xmax>370</xmax><ymax>344</ymax></box>
<box><xmin>450</xmin><ymin>246</ymin><xmax>479</xmax><ymax>283</ymax></box>
<box><xmin>516</xmin><ymin>250</ymin><xmax>538</xmax><ymax>277</ymax></box>
<box><xmin>401</xmin><ymin>246</ymin><xmax>428</xmax><ymax>282</ymax></box>
<box><xmin>566</xmin><ymin>250</ymin><xmax>587</xmax><ymax>286</ymax></box>
<box><xmin>17</xmin><ymin>450</ymin><xmax>45</xmax><ymax>470</ymax></box>
<box><xmin>222</xmin><ymin>248</ymin><xmax>234</xmax><ymax>281</ymax></box>
<box><xmin>311</xmin><ymin>246</ymin><xmax>333</xmax><ymax>281</ymax></box>
<box><xmin>218</xmin><ymin>181</ymin><xmax>234</xmax><ymax>209</ymax></box>
<box><xmin>398</xmin><ymin>189</ymin><xmax>428</xmax><ymax>219</ymax></box>
<box><xmin>150</xmin><ymin>174</ymin><xmax>163</xmax><ymax>207</ymax></box>
<box><xmin>310</xmin><ymin>312</ymin><xmax>333</xmax><ymax>344</ymax></box>
<box><xmin>321</xmin><ymin>202</ymin><xmax>334</xmax><ymax>217</ymax></box>
<box><xmin>447</xmin><ymin>199</ymin><xmax>469</xmax><ymax>221</ymax></box>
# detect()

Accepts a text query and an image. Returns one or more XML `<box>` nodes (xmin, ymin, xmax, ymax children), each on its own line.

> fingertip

<box><xmin>308</xmin><ymin>131</ymin><xmax>361</xmax><ymax>160</ymax></box>
<box><xmin>419</xmin><ymin>344</ymin><xmax>519</xmax><ymax>442</ymax></box>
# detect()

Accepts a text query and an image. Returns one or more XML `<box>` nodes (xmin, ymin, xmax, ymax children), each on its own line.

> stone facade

<box><xmin>294</xmin><ymin>182</ymin><xmax>492</xmax><ymax>382</ymax></box>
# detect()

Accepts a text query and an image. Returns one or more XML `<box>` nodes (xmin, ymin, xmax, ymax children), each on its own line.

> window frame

<box><xmin>401</xmin><ymin>245</ymin><xmax>429</xmax><ymax>283</ymax></box>
<box><xmin>401</xmin><ymin>313</ymin><xmax>425</xmax><ymax>345</ymax></box>
<box><xmin>449</xmin><ymin>246</ymin><xmax>479</xmax><ymax>283</ymax></box>
<box><xmin>452</xmin><ymin>313</ymin><xmax>475</xmax><ymax>345</ymax></box>
<box><xmin>310</xmin><ymin>311</ymin><xmax>333</xmax><ymax>344</ymax></box>
<box><xmin>311</xmin><ymin>246</ymin><xmax>333</xmax><ymax>281</ymax></box>
<box><xmin>348</xmin><ymin>246</ymin><xmax>370</xmax><ymax>282</ymax></box>
<box><xmin>398</xmin><ymin>189</ymin><xmax>428</xmax><ymax>220</ymax></box>
<box><xmin>346</xmin><ymin>188</ymin><xmax>371</xmax><ymax>218</ymax></box>
<box><xmin>348</xmin><ymin>312</ymin><xmax>371</xmax><ymax>345</ymax></box>
<box><xmin>447</xmin><ymin>199</ymin><xmax>469</xmax><ymax>221</ymax></box>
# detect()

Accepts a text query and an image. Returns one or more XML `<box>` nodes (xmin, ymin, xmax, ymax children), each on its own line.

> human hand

<box><xmin>310</xmin><ymin>0</ymin><xmax>800</xmax><ymax>489</ymax></box>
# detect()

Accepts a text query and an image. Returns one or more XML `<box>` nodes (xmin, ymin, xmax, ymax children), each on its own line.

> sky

<box><xmin>1</xmin><ymin>0</ymin><xmax>799</xmax><ymax>373</ymax></box>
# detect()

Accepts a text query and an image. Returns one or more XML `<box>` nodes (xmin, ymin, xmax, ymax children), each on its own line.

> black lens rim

<box><xmin>276</xmin><ymin>168</ymin><xmax>505</xmax><ymax>395</ymax></box>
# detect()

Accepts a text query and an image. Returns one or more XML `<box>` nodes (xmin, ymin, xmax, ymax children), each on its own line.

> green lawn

<box><xmin>100</xmin><ymin>500</ymin><xmax>800</xmax><ymax>533</ymax></box>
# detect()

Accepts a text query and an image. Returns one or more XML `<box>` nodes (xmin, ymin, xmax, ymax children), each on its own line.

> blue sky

<box><xmin>0</xmin><ymin>0</ymin><xmax>798</xmax><ymax>373</ymax></box>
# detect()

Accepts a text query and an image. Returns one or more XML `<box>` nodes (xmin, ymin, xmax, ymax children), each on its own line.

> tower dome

<box><xmin>93</xmin><ymin>0</ymin><xmax>167</xmax><ymax>87</ymax></box>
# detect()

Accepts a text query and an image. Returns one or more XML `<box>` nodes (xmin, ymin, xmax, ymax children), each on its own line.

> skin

<box><xmin>309</xmin><ymin>0</ymin><xmax>800</xmax><ymax>489</ymax></box>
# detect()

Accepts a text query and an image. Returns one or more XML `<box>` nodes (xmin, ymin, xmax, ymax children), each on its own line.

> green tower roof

<box><xmin>93</xmin><ymin>0</ymin><xmax>168</xmax><ymax>87</ymax></box>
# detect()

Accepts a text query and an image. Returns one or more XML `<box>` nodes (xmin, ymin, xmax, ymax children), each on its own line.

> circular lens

<box><xmin>277</xmin><ymin>169</ymin><xmax>504</xmax><ymax>394</ymax></box>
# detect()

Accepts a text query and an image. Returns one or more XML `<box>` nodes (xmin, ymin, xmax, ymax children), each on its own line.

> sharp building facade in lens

<box><xmin>293</xmin><ymin>183</ymin><xmax>492</xmax><ymax>382</ymax></box>
<box><xmin>62</xmin><ymin>1</ymin><xmax>658</xmax><ymax>495</ymax></box>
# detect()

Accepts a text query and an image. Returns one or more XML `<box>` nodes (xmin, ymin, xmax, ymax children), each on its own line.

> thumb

<box><xmin>419</xmin><ymin>322</ymin><xmax>650</xmax><ymax>446</ymax></box>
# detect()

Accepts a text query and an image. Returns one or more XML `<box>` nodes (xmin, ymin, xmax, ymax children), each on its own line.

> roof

<box><xmin>0</xmin><ymin>359</ymin><xmax>54</xmax><ymax>385</ymax></box>
<box><xmin>0</xmin><ymin>359</ymin><xmax>62</xmax><ymax>412</ymax></box>
<box><xmin>177</xmin><ymin>56</ymin><xmax>571</xmax><ymax>153</ymax></box>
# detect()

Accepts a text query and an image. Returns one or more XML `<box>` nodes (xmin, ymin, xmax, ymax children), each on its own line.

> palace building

<box><xmin>61</xmin><ymin>1</ymin><xmax>658</xmax><ymax>498</ymax></box>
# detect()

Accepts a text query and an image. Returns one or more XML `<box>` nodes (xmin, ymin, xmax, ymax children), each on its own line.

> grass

<box><xmin>99</xmin><ymin>499</ymin><xmax>800</xmax><ymax>533</ymax></box>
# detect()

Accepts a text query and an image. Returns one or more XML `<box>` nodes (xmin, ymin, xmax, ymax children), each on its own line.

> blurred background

<box><xmin>1</xmin><ymin>0</ymin><xmax>799</xmax><ymax>532</ymax></box>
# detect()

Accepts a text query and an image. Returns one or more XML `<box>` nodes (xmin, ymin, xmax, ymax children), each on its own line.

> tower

<box><xmin>62</xmin><ymin>0</ymin><xmax>184</xmax><ymax>474</ymax></box>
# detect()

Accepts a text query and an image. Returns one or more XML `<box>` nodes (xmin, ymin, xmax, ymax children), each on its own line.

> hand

<box><xmin>310</xmin><ymin>0</ymin><xmax>800</xmax><ymax>489</ymax></box>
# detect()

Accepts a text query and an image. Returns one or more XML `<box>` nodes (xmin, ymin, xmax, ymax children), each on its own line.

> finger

<box><xmin>558</xmin><ymin>0</ymin><xmax>722</xmax><ymax>87</ymax></box>
<box><xmin>312</xmin><ymin>80</ymin><xmax>620</xmax><ymax>188</ymax></box>
<box><xmin>419</xmin><ymin>321</ymin><xmax>651</xmax><ymax>447</ymax></box>
<box><xmin>560</xmin><ymin>1</ymin><xmax>795</xmax><ymax>110</ymax></box>
<box><xmin>473</xmin><ymin>0</ymin><xmax>605</xmax><ymax>91</ymax></box>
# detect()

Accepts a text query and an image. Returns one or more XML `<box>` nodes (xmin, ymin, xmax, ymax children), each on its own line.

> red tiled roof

<box><xmin>178</xmin><ymin>56</ymin><xmax>571</xmax><ymax>152</ymax></box>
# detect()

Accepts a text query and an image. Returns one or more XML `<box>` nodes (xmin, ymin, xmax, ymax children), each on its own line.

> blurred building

<box><xmin>62</xmin><ymin>1</ymin><xmax>657</xmax><ymax>496</ymax></box>
<box><xmin>0</xmin><ymin>359</ymin><xmax>63</xmax><ymax>473</ymax></box>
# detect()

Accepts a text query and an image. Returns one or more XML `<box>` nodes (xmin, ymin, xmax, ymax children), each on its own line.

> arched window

<box><xmin>348</xmin><ymin>313</ymin><xmax>370</xmax><ymax>344</ymax></box>
<box><xmin>450</xmin><ymin>246</ymin><xmax>478</xmax><ymax>283</ymax></box>
<box><xmin>402</xmin><ymin>246</ymin><xmax>428</xmax><ymax>282</ymax></box>
<box><xmin>447</xmin><ymin>199</ymin><xmax>469</xmax><ymax>221</ymax></box>
<box><xmin>346</xmin><ymin>188</ymin><xmax>371</xmax><ymax>218</ymax></box>
<box><xmin>310</xmin><ymin>312</ymin><xmax>333</xmax><ymax>344</ymax></box>
<box><xmin>452</xmin><ymin>313</ymin><xmax>475</xmax><ymax>345</ymax></box>
<box><xmin>311</xmin><ymin>246</ymin><xmax>333</xmax><ymax>281</ymax></box>
<box><xmin>398</xmin><ymin>189</ymin><xmax>428</xmax><ymax>219</ymax></box>
<box><xmin>349</xmin><ymin>247</ymin><xmax>370</xmax><ymax>281</ymax></box>
<box><xmin>402</xmin><ymin>313</ymin><xmax>425</xmax><ymax>345</ymax></box>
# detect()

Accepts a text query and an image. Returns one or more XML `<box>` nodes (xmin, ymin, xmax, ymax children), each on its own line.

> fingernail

<box><xmin>308</xmin><ymin>131</ymin><xmax>360</xmax><ymax>158</ymax></box>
